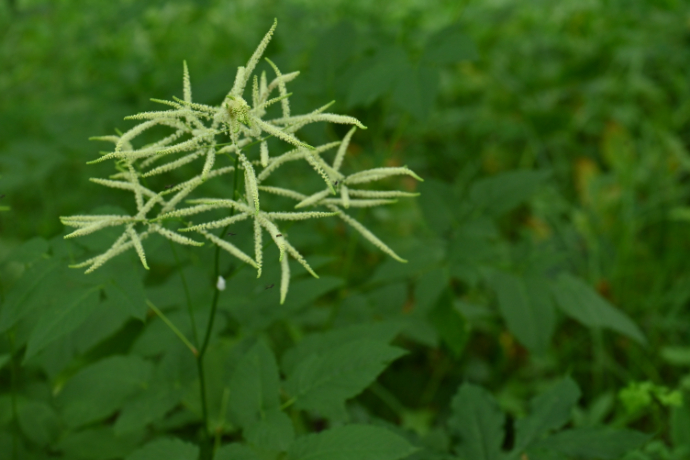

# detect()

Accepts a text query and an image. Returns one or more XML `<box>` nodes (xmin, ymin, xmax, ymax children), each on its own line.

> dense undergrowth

<box><xmin>1</xmin><ymin>1</ymin><xmax>690</xmax><ymax>459</ymax></box>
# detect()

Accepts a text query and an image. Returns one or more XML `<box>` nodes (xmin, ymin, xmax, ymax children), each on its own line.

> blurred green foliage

<box><xmin>2</xmin><ymin>0</ymin><xmax>690</xmax><ymax>459</ymax></box>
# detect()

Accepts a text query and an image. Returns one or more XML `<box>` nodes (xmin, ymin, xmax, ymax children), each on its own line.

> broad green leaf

<box><xmin>413</xmin><ymin>268</ymin><xmax>448</xmax><ymax>314</ymax></box>
<box><xmin>115</xmin><ymin>384</ymin><xmax>186</xmax><ymax>435</ymax></box>
<box><xmin>103</xmin><ymin>265</ymin><xmax>148</xmax><ymax>320</ymax></box>
<box><xmin>57</xmin><ymin>355</ymin><xmax>152</xmax><ymax>428</ymax></box>
<box><xmin>469</xmin><ymin>170</ymin><xmax>550</xmax><ymax>217</ymax></box>
<box><xmin>24</xmin><ymin>285</ymin><xmax>101</xmax><ymax>361</ymax></box>
<box><xmin>512</xmin><ymin>377</ymin><xmax>581</xmax><ymax>455</ymax></box>
<box><xmin>125</xmin><ymin>437</ymin><xmax>199</xmax><ymax>460</ymax></box>
<box><xmin>72</xmin><ymin>294</ymin><xmax>131</xmax><ymax>354</ymax></box>
<box><xmin>215</xmin><ymin>443</ymin><xmax>262</xmax><ymax>460</ymax></box>
<box><xmin>245</xmin><ymin>409</ymin><xmax>295</xmax><ymax>452</ymax></box>
<box><xmin>285</xmin><ymin>340</ymin><xmax>406</xmax><ymax>414</ymax></box>
<box><xmin>427</xmin><ymin>288</ymin><xmax>470</xmax><ymax>357</ymax></box>
<box><xmin>346</xmin><ymin>46</ymin><xmax>408</xmax><ymax>107</ymax></box>
<box><xmin>417</xmin><ymin>179</ymin><xmax>459</xmax><ymax>236</ymax></box>
<box><xmin>533</xmin><ymin>427</ymin><xmax>649</xmax><ymax>459</ymax></box>
<box><xmin>392</xmin><ymin>64</ymin><xmax>439</xmax><ymax>120</ymax></box>
<box><xmin>17</xmin><ymin>399</ymin><xmax>60</xmax><ymax>446</ymax></box>
<box><xmin>551</xmin><ymin>274</ymin><xmax>646</xmax><ymax>345</ymax></box>
<box><xmin>661</xmin><ymin>346</ymin><xmax>690</xmax><ymax>366</ymax></box>
<box><xmin>0</xmin><ymin>257</ymin><xmax>60</xmax><ymax>333</ymax></box>
<box><xmin>57</xmin><ymin>426</ymin><xmax>144</xmax><ymax>460</ymax></box>
<box><xmin>422</xmin><ymin>24</ymin><xmax>478</xmax><ymax>64</ymax></box>
<box><xmin>287</xmin><ymin>424</ymin><xmax>417</xmax><ymax>460</ymax></box>
<box><xmin>228</xmin><ymin>340</ymin><xmax>281</xmax><ymax>429</ymax></box>
<box><xmin>3</xmin><ymin>237</ymin><xmax>49</xmax><ymax>264</ymax></box>
<box><xmin>488</xmin><ymin>272</ymin><xmax>555</xmax><ymax>355</ymax></box>
<box><xmin>449</xmin><ymin>383</ymin><xmax>505</xmax><ymax>460</ymax></box>
<box><xmin>281</xmin><ymin>322</ymin><xmax>401</xmax><ymax>375</ymax></box>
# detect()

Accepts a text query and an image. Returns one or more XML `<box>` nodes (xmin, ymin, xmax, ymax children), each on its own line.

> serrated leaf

<box><xmin>125</xmin><ymin>438</ymin><xmax>199</xmax><ymax>460</ymax></box>
<box><xmin>469</xmin><ymin>170</ymin><xmax>550</xmax><ymax>217</ymax></box>
<box><xmin>551</xmin><ymin>274</ymin><xmax>646</xmax><ymax>345</ymax></box>
<box><xmin>0</xmin><ymin>257</ymin><xmax>61</xmax><ymax>333</ymax></box>
<box><xmin>285</xmin><ymin>340</ymin><xmax>406</xmax><ymax>414</ymax></box>
<box><xmin>57</xmin><ymin>355</ymin><xmax>152</xmax><ymax>428</ymax></box>
<box><xmin>512</xmin><ymin>377</ymin><xmax>581</xmax><ymax>455</ymax></box>
<box><xmin>23</xmin><ymin>285</ymin><xmax>101</xmax><ymax>361</ymax></box>
<box><xmin>532</xmin><ymin>427</ymin><xmax>649</xmax><ymax>459</ymax></box>
<box><xmin>449</xmin><ymin>383</ymin><xmax>505</xmax><ymax>460</ymax></box>
<box><xmin>287</xmin><ymin>424</ymin><xmax>417</xmax><ymax>460</ymax></box>
<box><xmin>427</xmin><ymin>288</ymin><xmax>470</xmax><ymax>357</ymax></box>
<box><xmin>228</xmin><ymin>340</ymin><xmax>281</xmax><ymax>429</ymax></box>
<box><xmin>17</xmin><ymin>399</ymin><xmax>60</xmax><ymax>446</ymax></box>
<box><xmin>487</xmin><ymin>272</ymin><xmax>555</xmax><ymax>355</ymax></box>
<box><xmin>244</xmin><ymin>409</ymin><xmax>295</xmax><ymax>452</ymax></box>
<box><xmin>281</xmin><ymin>322</ymin><xmax>401</xmax><ymax>375</ymax></box>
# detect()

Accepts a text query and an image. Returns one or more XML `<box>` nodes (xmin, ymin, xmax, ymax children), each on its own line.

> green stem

<box><xmin>196</xmin><ymin>152</ymin><xmax>242</xmax><ymax>460</ymax></box>
<box><xmin>147</xmin><ymin>300</ymin><xmax>198</xmax><ymax>356</ymax></box>
<box><xmin>170</xmin><ymin>241</ymin><xmax>199</xmax><ymax>346</ymax></box>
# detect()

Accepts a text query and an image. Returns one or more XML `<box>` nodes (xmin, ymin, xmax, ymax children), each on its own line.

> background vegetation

<box><xmin>2</xmin><ymin>0</ymin><xmax>690</xmax><ymax>459</ymax></box>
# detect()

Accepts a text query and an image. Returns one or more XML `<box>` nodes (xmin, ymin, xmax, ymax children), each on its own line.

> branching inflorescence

<box><xmin>60</xmin><ymin>19</ymin><xmax>422</xmax><ymax>303</ymax></box>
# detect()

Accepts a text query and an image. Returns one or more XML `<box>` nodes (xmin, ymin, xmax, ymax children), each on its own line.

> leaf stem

<box><xmin>147</xmin><ymin>300</ymin><xmax>198</xmax><ymax>356</ymax></box>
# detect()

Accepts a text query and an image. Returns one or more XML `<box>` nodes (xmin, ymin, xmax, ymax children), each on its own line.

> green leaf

<box><xmin>115</xmin><ymin>384</ymin><xmax>186</xmax><ymax>435</ymax></box>
<box><xmin>2</xmin><ymin>237</ymin><xmax>49</xmax><ymax>264</ymax></box>
<box><xmin>57</xmin><ymin>355</ymin><xmax>152</xmax><ymax>428</ymax></box>
<box><xmin>427</xmin><ymin>288</ymin><xmax>470</xmax><ymax>357</ymax></box>
<box><xmin>417</xmin><ymin>179</ymin><xmax>459</xmax><ymax>236</ymax></box>
<box><xmin>228</xmin><ymin>340</ymin><xmax>281</xmax><ymax>429</ymax></box>
<box><xmin>103</xmin><ymin>264</ymin><xmax>148</xmax><ymax>320</ymax></box>
<box><xmin>23</xmin><ymin>285</ymin><xmax>101</xmax><ymax>361</ymax></box>
<box><xmin>422</xmin><ymin>24</ymin><xmax>478</xmax><ymax>64</ymax></box>
<box><xmin>551</xmin><ymin>274</ymin><xmax>646</xmax><ymax>345</ymax></box>
<box><xmin>469</xmin><ymin>170</ymin><xmax>550</xmax><ymax>217</ymax></box>
<box><xmin>17</xmin><ymin>399</ymin><xmax>60</xmax><ymax>446</ymax></box>
<box><xmin>287</xmin><ymin>424</ymin><xmax>417</xmax><ymax>460</ymax></box>
<box><xmin>245</xmin><ymin>409</ymin><xmax>295</xmax><ymax>452</ymax></box>
<box><xmin>533</xmin><ymin>427</ymin><xmax>649</xmax><ymax>459</ymax></box>
<box><xmin>215</xmin><ymin>443</ymin><xmax>262</xmax><ymax>460</ymax></box>
<box><xmin>392</xmin><ymin>64</ymin><xmax>439</xmax><ymax>120</ymax></box>
<box><xmin>346</xmin><ymin>46</ymin><xmax>408</xmax><ymax>107</ymax></box>
<box><xmin>281</xmin><ymin>322</ymin><xmax>401</xmax><ymax>375</ymax></box>
<box><xmin>487</xmin><ymin>272</ymin><xmax>555</xmax><ymax>355</ymax></box>
<box><xmin>125</xmin><ymin>437</ymin><xmax>199</xmax><ymax>460</ymax></box>
<box><xmin>449</xmin><ymin>383</ymin><xmax>505</xmax><ymax>460</ymax></box>
<box><xmin>0</xmin><ymin>257</ymin><xmax>60</xmax><ymax>333</ymax></box>
<box><xmin>57</xmin><ymin>426</ymin><xmax>144</xmax><ymax>460</ymax></box>
<box><xmin>512</xmin><ymin>377</ymin><xmax>581</xmax><ymax>455</ymax></box>
<box><xmin>285</xmin><ymin>340</ymin><xmax>406</xmax><ymax>415</ymax></box>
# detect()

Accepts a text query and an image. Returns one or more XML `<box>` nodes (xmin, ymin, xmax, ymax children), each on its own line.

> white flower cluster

<box><xmin>60</xmin><ymin>19</ymin><xmax>422</xmax><ymax>303</ymax></box>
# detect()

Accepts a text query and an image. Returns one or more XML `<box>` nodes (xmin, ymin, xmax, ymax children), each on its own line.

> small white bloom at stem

<box><xmin>216</xmin><ymin>276</ymin><xmax>226</xmax><ymax>291</ymax></box>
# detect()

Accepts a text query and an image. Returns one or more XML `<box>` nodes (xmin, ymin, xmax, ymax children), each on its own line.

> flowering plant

<box><xmin>61</xmin><ymin>19</ymin><xmax>421</xmax><ymax>304</ymax></box>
